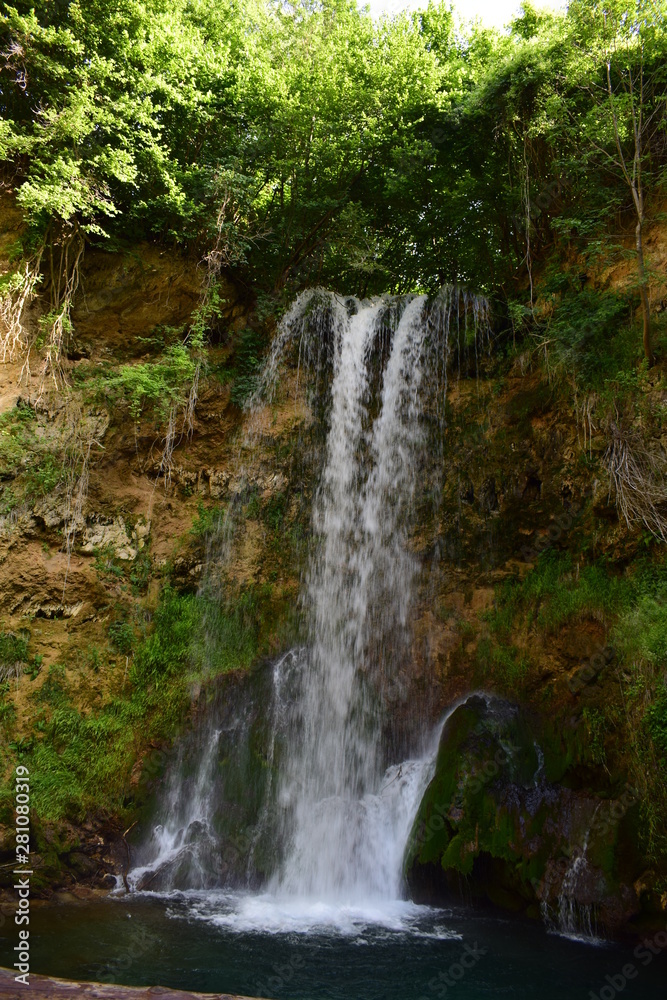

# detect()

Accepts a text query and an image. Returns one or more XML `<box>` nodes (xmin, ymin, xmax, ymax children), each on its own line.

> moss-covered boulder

<box><xmin>405</xmin><ymin>694</ymin><xmax>642</xmax><ymax>934</ymax></box>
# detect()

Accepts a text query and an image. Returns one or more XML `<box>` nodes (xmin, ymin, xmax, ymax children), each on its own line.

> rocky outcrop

<box><xmin>405</xmin><ymin>695</ymin><xmax>643</xmax><ymax>935</ymax></box>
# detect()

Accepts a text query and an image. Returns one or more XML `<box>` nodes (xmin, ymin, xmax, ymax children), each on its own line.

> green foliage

<box><xmin>0</xmin><ymin>630</ymin><xmax>29</xmax><ymax>669</ymax></box>
<box><xmin>94</xmin><ymin>548</ymin><xmax>125</xmax><ymax>581</ymax></box>
<box><xmin>0</xmin><ymin>404</ymin><xmax>66</xmax><ymax>513</ymax></box>
<box><xmin>488</xmin><ymin>551</ymin><xmax>632</xmax><ymax>636</ymax></box>
<box><xmin>132</xmin><ymin>583</ymin><xmax>267</xmax><ymax>683</ymax></box>
<box><xmin>1</xmin><ymin>0</ymin><xmax>666</xmax><ymax>323</ymax></box>
<box><xmin>581</xmin><ymin>706</ymin><xmax>608</xmax><ymax>766</ymax></box>
<box><xmin>190</xmin><ymin>501</ymin><xmax>225</xmax><ymax>539</ymax></box>
<box><xmin>3</xmin><ymin>564</ymin><xmax>291</xmax><ymax>822</ymax></box>
<box><xmin>245</xmin><ymin>490</ymin><xmax>261</xmax><ymax>520</ymax></box>
<box><xmin>0</xmin><ymin>701</ymin><xmax>17</xmax><ymax>727</ymax></box>
<box><xmin>24</xmin><ymin>680</ymin><xmax>187</xmax><ymax>822</ymax></box>
<box><xmin>544</xmin><ymin>286</ymin><xmax>638</xmax><ymax>389</ymax></box>
<box><xmin>487</xmin><ymin>552</ymin><xmax>667</xmax><ymax>806</ymax></box>
<box><xmin>262</xmin><ymin>492</ymin><xmax>288</xmax><ymax>531</ymax></box>
<box><xmin>131</xmin><ymin>588</ymin><xmax>199</xmax><ymax>681</ymax></box>
<box><xmin>477</xmin><ymin>637</ymin><xmax>530</xmax><ymax>689</ymax></box>
<box><xmin>4</xmin><ymin>577</ymin><xmax>280</xmax><ymax>821</ymax></box>
<box><xmin>36</xmin><ymin>664</ymin><xmax>69</xmax><ymax>707</ymax></box>
<box><xmin>646</xmin><ymin>688</ymin><xmax>667</xmax><ymax>762</ymax></box>
<box><xmin>130</xmin><ymin>547</ymin><xmax>152</xmax><ymax>595</ymax></box>
<box><xmin>25</xmin><ymin>654</ymin><xmax>43</xmax><ymax>681</ymax></box>
<box><xmin>108</xmin><ymin>620</ymin><xmax>135</xmax><ymax>655</ymax></box>
<box><xmin>229</xmin><ymin>328</ymin><xmax>266</xmax><ymax>408</ymax></box>
<box><xmin>102</xmin><ymin>344</ymin><xmax>197</xmax><ymax>420</ymax></box>
<box><xmin>610</xmin><ymin>560</ymin><xmax>667</xmax><ymax>788</ymax></box>
<box><xmin>613</xmin><ymin>595</ymin><xmax>667</xmax><ymax>677</ymax></box>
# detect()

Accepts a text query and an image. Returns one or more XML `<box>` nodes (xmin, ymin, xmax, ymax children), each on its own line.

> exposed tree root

<box><xmin>604</xmin><ymin>420</ymin><xmax>667</xmax><ymax>541</ymax></box>
<box><xmin>0</xmin><ymin>248</ymin><xmax>43</xmax><ymax>363</ymax></box>
<box><xmin>38</xmin><ymin>228</ymin><xmax>85</xmax><ymax>394</ymax></box>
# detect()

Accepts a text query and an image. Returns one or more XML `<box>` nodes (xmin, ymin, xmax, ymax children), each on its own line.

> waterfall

<box><xmin>127</xmin><ymin>730</ymin><xmax>222</xmax><ymax>892</ymax></box>
<box><xmin>272</xmin><ymin>296</ymin><xmax>433</xmax><ymax>899</ymax></box>
<box><xmin>551</xmin><ymin>814</ymin><xmax>602</xmax><ymax>943</ymax></box>
<box><xmin>128</xmin><ymin>287</ymin><xmax>490</xmax><ymax>914</ymax></box>
<box><xmin>537</xmin><ymin>804</ymin><xmax>604</xmax><ymax>945</ymax></box>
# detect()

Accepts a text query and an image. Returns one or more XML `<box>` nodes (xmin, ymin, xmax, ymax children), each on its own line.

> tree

<box><xmin>567</xmin><ymin>0</ymin><xmax>667</xmax><ymax>364</ymax></box>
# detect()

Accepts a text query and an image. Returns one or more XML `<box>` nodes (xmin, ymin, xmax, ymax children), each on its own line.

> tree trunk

<box><xmin>635</xmin><ymin>216</ymin><xmax>653</xmax><ymax>366</ymax></box>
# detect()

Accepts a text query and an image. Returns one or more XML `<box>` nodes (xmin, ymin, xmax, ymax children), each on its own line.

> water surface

<box><xmin>5</xmin><ymin>894</ymin><xmax>666</xmax><ymax>1000</ymax></box>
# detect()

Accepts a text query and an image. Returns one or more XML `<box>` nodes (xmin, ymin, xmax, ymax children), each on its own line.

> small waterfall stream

<box><xmin>540</xmin><ymin>810</ymin><xmax>603</xmax><ymax>944</ymax></box>
<box><xmin>128</xmin><ymin>288</ymin><xmax>491</xmax><ymax>925</ymax></box>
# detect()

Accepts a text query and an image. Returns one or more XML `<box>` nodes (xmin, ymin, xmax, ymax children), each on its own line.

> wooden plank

<box><xmin>0</xmin><ymin>968</ymin><xmax>265</xmax><ymax>1000</ymax></box>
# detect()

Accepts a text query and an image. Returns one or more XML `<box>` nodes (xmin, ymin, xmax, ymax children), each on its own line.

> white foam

<box><xmin>162</xmin><ymin>890</ymin><xmax>461</xmax><ymax>940</ymax></box>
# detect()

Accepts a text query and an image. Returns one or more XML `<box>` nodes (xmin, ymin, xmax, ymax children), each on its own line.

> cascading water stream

<box><xmin>540</xmin><ymin>808</ymin><xmax>603</xmax><ymax>944</ymax></box>
<box><xmin>128</xmin><ymin>287</ymin><xmax>491</xmax><ymax>924</ymax></box>
<box><xmin>272</xmin><ymin>295</ymin><xmax>431</xmax><ymax>900</ymax></box>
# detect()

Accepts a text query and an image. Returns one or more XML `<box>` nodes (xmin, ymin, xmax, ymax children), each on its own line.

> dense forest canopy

<box><xmin>0</xmin><ymin>0</ymin><xmax>666</xmax><ymax>356</ymax></box>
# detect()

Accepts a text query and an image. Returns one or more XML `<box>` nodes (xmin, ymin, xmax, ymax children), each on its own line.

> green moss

<box><xmin>405</xmin><ymin>694</ymin><xmax>638</xmax><ymax>915</ymax></box>
<box><xmin>441</xmin><ymin>834</ymin><xmax>473</xmax><ymax>875</ymax></box>
<box><xmin>407</xmin><ymin>696</ymin><xmax>540</xmax><ymax>880</ymax></box>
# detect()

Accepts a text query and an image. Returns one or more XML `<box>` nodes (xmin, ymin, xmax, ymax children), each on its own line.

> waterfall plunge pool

<box><xmin>8</xmin><ymin>893</ymin><xmax>667</xmax><ymax>1000</ymax></box>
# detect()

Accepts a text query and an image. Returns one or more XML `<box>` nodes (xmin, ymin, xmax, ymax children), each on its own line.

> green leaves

<box><xmin>104</xmin><ymin>343</ymin><xmax>197</xmax><ymax>420</ymax></box>
<box><xmin>1</xmin><ymin>0</ymin><xmax>665</xmax><ymax>302</ymax></box>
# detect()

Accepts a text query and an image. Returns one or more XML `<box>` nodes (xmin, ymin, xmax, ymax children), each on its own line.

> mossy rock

<box><xmin>405</xmin><ymin>694</ymin><xmax>642</xmax><ymax>933</ymax></box>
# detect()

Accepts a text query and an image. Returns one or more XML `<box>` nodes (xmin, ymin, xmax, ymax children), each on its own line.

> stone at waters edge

<box><xmin>0</xmin><ymin>966</ymin><xmax>266</xmax><ymax>999</ymax></box>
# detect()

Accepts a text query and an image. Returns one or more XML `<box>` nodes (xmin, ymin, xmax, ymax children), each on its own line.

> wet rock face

<box><xmin>128</xmin><ymin>660</ymin><xmax>290</xmax><ymax>891</ymax></box>
<box><xmin>405</xmin><ymin>695</ymin><xmax>641</xmax><ymax>935</ymax></box>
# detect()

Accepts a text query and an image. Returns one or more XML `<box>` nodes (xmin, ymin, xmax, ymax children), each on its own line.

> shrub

<box><xmin>0</xmin><ymin>631</ymin><xmax>29</xmax><ymax>671</ymax></box>
<box><xmin>102</xmin><ymin>345</ymin><xmax>197</xmax><ymax>420</ymax></box>
<box><xmin>229</xmin><ymin>328</ymin><xmax>266</xmax><ymax>407</ymax></box>
<box><xmin>108</xmin><ymin>620</ymin><xmax>135</xmax><ymax>655</ymax></box>
<box><xmin>542</xmin><ymin>284</ymin><xmax>638</xmax><ymax>389</ymax></box>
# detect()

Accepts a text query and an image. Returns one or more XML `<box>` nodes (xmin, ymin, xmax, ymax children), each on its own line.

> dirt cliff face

<box><xmin>0</xmin><ymin>206</ymin><xmax>311</xmax><ymax>894</ymax></box>
<box><xmin>0</xmin><ymin>198</ymin><xmax>666</xmax><ymax>935</ymax></box>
